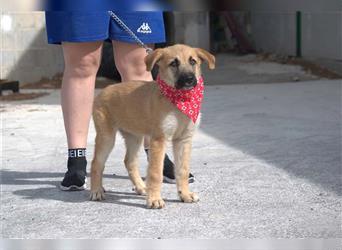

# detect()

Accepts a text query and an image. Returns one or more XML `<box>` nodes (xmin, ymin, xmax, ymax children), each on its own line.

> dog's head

<box><xmin>145</xmin><ymin>44</ymin><xmax>215</xmax><ymax>90</ymax></box>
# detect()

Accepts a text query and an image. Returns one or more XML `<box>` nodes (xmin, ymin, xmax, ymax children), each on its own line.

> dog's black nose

<box><xmin>176</xmin><ymin>73</ymin><xmax>197</xmax><ymax>89</ymax></box>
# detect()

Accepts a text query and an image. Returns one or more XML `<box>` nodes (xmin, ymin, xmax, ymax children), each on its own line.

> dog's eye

<box><xmin>189</xmin><ymin>57</ymin><xmax>197</xmax><ymax>66</ymax></box>
<box><xmin>169</xmin><ymin>59</ymin><xmax>180</xmax><ymax>67</ymax></box>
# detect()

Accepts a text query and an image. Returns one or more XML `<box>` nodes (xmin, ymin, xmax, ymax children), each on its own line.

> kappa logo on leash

<box><xmin>137</xmin><ymin>22</ymin><xmax>152</xmax><ymax>34</ymax></box>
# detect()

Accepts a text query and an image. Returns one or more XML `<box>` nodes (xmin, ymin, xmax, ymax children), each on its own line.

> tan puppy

<box><xmin>90</xmin><ymin>44</ymin><xmax>215</xmax><ymax>209</ymax></box>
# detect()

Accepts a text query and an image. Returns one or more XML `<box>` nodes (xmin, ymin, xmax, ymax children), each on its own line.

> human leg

<box><xmin>60</xmin><ymin>41</ymin><xmax>103</xmax><ymax>190</ymax></box>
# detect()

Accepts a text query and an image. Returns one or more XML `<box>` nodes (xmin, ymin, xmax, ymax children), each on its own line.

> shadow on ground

<box><xmin>198</xmin><ymin>82</ymin><xmax>341</xmax><ymax>196</ymax></box>
<box><xmin>0</xmin><ymin>170</ymin><xmax>180</xmax><ymax>209</ymax></box>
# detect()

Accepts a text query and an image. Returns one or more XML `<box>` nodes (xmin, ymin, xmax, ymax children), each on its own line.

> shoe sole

<box><xmin>163</xmin><ymin>176</ymin><xmax>195</xmax><ymax>184</ymax></box>
<box><xmin>163</xmin><ymin>176</ymin><xmax>176</xmax><ymax>184</ymax></box>
<box><xmin>60</xmin><ymin>184</ymin><xmax>86</xmax><ymax>191</ymax></box>
<box><xmin>59</xmin><ymin>178</ymin><xmax>87</xmax><ymax>191</ymax></box>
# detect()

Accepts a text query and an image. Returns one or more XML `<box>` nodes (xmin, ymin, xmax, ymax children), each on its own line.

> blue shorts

<box><xmin>45</xmin><ymin>11</ymin><xmax>166</xmax><ymax>45</ymax></box>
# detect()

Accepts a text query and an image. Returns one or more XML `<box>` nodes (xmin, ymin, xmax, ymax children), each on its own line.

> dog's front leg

<box><xmin>173</xmin><ymin>138</ymin><xmax>199</xmax><ymax>203</ymax></box>
<box><xmin>146</xmin><ymin>137</ymin><xmax>166</xmax><ymax>209</ymax></box>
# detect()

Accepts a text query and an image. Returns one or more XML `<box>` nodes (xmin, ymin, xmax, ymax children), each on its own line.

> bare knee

<box><xmin>113</xmin><ymin>42</ymin><xmax>153</xmax><ymax>81</ymax></box>
<box><xmin>63</xmin><ymin>42</ymin><xmax>102</xmax><ymax>78</ymax></box>
<box><xmin>65</xmin><ymin>54</ymin><xmax>101</xmax><ymax>78</ymax></box>
<box><xmin>115</xmin><ymin>55</ymin><xmax>151</xmax><ymax>81</ymax></box>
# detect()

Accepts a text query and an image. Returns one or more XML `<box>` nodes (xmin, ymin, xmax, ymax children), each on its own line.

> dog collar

<box><xmin>156</xmin><ymin>75</ymin><xmax>204</xmax><ymax>123</ymax></box>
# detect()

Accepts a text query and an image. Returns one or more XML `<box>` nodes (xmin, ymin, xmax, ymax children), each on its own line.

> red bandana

<box><xmin>156</xmin><ymin>75</ymin><xmax>204</xmax><ymax>123</ymax></box>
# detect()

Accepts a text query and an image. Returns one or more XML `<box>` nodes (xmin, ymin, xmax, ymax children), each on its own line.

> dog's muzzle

<box><xmin>176</xmin><ymin>73</ymin><xmax>197</xmax><ymax>90</ymax></box>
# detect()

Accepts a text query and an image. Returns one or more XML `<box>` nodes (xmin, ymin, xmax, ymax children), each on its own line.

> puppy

<box><xmin>90</xmin><ymin>44</ymin><xmax>215</xmax><ymax>209</ymax></box>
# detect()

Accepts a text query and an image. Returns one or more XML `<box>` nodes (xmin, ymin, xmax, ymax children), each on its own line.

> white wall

<box><xmin>250</xmin><ymin>12</ymin><xmax>296</xmax><ymax>56</ymax></box>
<box><xmin>1</xmin><ymin>11</ymin><xmax>64</xmax><ymax>83</ymax></box>
<box><xmin>241</xmin><ymin>0</ymin><xmax>341</xmax><ymax>12</ymax></box>
<box><xmin>302</xmin><ymin>12</ymin><xmax>342</xmax><ymax>60</ymax></box>
<box><xmin>168</xmin><ymin>12</ymin><xmax>210</xmax><ymax>50</ymax></box>
<box><xmin>247</xmin><ymin>0</ymin><xmax>342</xmax><ymax>64</ymax></box>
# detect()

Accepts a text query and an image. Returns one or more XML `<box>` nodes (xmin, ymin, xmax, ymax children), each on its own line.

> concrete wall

<box><xmin>1</xmin><ymin>8</ymin><xmax>340</xmax><ymax>83</ymax></box>
<box><xmin>250</xmin><ymin>12</ymin><xmax>296</xmax><ymax>56</ymax></box>
<box><xmin>166</xmin><ymin>12</ymin><xmax>210</xmax><ymax>50</ymax></box>
<box><xmin>250</xmin><ymin>11</ymin><xmax>342</xmax><ymax>61</ymax></box>
<box><xmin>302</xmin><ymin>12</ymin><xmax>342</xmax><ymax>60</ymax></box>
<box><xmin>1</xmin><ymin>11</ymin><xmax>64</xmax><ymax>83</ymax></box>
<box><xmin>247</xmin><ymin>0</ymin><xmax>342</xmax><ymax>65</ymax></box>
<box><xmin>241</xmin><ymin>0</ymin><xmax>341</xmax><ymax>12</ymax></box>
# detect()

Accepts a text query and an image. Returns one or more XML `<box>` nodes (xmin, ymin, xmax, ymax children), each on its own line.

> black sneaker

<box><xmin>163</xmin><ymin>154</ymin><xmax>195</xmax><ymax>184</ymax></box>
<box><xmin>145</xmin><ymin>149</ymin><xmax>195</xmax><ymax>184</ymax></box>
<box><xmin>60</xmin><ymin>158</ymin><xmax>87</xmax><ymax>191</ymax></box>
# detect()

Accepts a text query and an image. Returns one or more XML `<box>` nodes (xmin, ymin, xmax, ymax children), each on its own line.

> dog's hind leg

<box><xmin>121</xmin><ymin>132</ymin><xmax>146</xmax><ymax>195</ymax></box>
<box><xmin>90</xmin><ymin>109</ymin><xmax>116</xmax><ymax>201</ymax></box>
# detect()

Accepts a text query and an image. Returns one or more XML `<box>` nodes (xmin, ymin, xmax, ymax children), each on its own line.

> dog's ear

<box><xmin>195</xmin><ymin>48</ymin><xmax>216</xmax><ymax>70</ymax></box>
<box><xmin>144</xmin><ymin>49</ymin><xmax>164</xmax><ymax>71</ymax></box>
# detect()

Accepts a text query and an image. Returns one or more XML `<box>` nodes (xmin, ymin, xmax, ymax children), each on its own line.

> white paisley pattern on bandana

<box><xmin>156</xmin><ymin>75</ymin><xmax>204</xmax><ymax>123</ymax></box>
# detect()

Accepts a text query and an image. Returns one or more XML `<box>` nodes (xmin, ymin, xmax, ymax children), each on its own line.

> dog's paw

<box><xmin>90</xmin><ymin>187</ymin><xmax>105</xmax><ymax>201</ymax></box>
<box><xmin>133</xmin><ymin>185</ymin><xmax>146</xmax><ymax>195</ymax></box>
<box><xmin>146</xmin><ymin>197</ymin><xmax>165</xmax><ymax>209</ymax></box>
<box><xmin>179</xmin><ymin>192</ymin><xmax>199</xmax><ymax>203</ymax></box>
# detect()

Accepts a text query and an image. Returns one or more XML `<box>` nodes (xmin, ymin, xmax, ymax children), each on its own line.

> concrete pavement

<box><xmin>1</xmin><ymin>79</ymin><xmax>341</xmax><ymax>238</ymax></box>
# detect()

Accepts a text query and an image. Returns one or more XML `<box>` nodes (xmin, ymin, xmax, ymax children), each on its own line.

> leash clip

<box><xmin>146</xmin><ymin>48</ymin><xmax>154</xmax><ymax>54</ymax></box>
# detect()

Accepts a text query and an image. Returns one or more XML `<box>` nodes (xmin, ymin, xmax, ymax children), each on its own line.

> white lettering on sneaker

<box><xmin>137</xmin><ymin>22</ymin><xmax>152</xmax><ymax>34</ymax></box>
